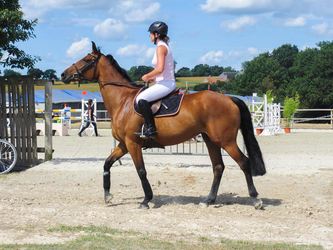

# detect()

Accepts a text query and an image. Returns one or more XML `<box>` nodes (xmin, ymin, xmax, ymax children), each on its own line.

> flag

<box><xmin>82</xmin><ymin>91</ymin><xmax>87</xmax><ymax>95</ymax></box>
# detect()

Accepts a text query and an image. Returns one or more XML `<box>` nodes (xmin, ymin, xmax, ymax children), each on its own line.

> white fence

<box><xmin>249</xmin><ymin>94</ymin><xmax>283</xmax><ymax>136</ymax></box>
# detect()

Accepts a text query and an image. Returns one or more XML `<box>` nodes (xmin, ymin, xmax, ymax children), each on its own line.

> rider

<box><xmin>136</xmin><ymin>21</ymin><xmax>176</xmax><ymax>139</ymax></box>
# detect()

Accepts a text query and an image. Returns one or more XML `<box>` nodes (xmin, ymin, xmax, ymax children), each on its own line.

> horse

<box><xmin>61</xmin><ymin>42</ymin><xmax>266</xmax><ymax>209</ymax></box>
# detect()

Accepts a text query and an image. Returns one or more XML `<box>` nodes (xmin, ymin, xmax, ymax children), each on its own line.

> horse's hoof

<box><xmin>198</xmin><ymin>202</ymin><xmax>208</xmax><ymax>208</ymax></box>
<box><xmin>252</xmin><ymin>197</ymin><xmax>263</xmax><ymax>210</ymax></box>
<box><xmin>138</xmin><ymin>203</ymin><xmax>149</xmax><ymax>210</ymax></box>
<box><xmin>104</xmin><ymin>194</ymin><xmax>113</xmax><ymax>204</ymax></box>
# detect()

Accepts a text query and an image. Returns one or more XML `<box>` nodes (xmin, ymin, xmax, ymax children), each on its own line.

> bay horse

<box><xmin>61</xmin><ymin>42</ymin><xmax>266</xmax><ymax>209</ymax></box>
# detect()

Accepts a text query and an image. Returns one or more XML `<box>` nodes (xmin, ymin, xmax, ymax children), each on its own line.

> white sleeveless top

<box><xmin>152</xmin><ymin>41</ymin><xmax>175</xmax><ymax>82</ymax></box>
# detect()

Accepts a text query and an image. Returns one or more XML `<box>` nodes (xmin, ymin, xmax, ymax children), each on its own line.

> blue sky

<box><xmin>3</xmin><ymin>0</ymin><xmax>333</xmax><ymax>77</ymax></box>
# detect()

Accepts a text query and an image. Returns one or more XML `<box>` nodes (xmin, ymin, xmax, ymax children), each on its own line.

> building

<box><xmin>201</xmin><ymin>75</ymin><xmax>213</xmax><ymax>84</ymax></box>
<box><xmin>215</xmin><ymin>72</ymin><xmax>239</xmax><ymax>82</ymax></box>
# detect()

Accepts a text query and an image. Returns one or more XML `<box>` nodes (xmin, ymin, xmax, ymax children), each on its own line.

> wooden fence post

<box><xmin>45</xmin><ymin>80</ymin><xmax>53</xmax><ymax>161</ymax></box>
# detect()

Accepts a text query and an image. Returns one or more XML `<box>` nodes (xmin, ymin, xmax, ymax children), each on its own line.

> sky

<box><xmin>3</xmin><ymin>0</ymin><xmax>333</xmax><ymax>77</ymax></box>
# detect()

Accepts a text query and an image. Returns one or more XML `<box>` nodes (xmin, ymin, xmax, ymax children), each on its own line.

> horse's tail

<box><xmin>230</xmin><ymin>96</ymin><xmax>266</xmax><ymax>176</ymax></box>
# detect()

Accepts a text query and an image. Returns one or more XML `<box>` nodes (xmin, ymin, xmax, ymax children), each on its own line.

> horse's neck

<box><xmin>98</xmin><ymin>66</ymin><xmax>138</xmax><ymax>120</ymax></box>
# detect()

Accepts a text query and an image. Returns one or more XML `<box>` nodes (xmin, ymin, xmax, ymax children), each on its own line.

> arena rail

<box><xmin>289</xmin><ymin>109</ymin><xmax>333</xmax><ymax>128</ymax></box>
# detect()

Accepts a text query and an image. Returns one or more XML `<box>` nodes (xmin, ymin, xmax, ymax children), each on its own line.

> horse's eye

<box><xmin>84</xmin><ymin>59</ymin><xmax>92</xmax><ymax>63</ymax></box>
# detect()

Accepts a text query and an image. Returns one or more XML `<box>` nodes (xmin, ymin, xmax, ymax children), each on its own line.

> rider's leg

<box><xmin>137</xmin><ymin>99</ymin><xmax>157</xmax><ymax>139</ymax></box>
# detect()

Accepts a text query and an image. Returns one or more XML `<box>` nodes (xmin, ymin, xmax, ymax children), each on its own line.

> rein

<box><xmin>72</xmin><ymin>53</ymin><xmax>142</xmax><ymax>90</ymax></box>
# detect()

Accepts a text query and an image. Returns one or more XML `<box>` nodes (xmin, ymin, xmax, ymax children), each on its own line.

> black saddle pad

<box><xmin>134</xmin><ymin>93</ymin><xmax>184</xmax><ymax>118</ymax></box>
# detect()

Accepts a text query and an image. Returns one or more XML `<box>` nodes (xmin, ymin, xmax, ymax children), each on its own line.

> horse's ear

<box><xmin>92</xmin><ymin>41</ymin><xmax>98</xmax><ymax>54</ymax></box>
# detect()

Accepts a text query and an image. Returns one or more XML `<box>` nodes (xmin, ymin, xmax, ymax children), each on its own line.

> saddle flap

<box><xmin>134</xmin><ymin>87</ymin><xmax>185</xmax><ymax>118</ymax></box>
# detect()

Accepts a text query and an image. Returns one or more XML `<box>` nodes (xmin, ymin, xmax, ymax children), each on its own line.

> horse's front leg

<box><xmin>127</xmin><ymin>142</ymin><xmax>153</xmax><ymax>209</ymax></box>
<box><xmin>104</xmin><ymin>143</ymin><xmax>128</xmax><ymax>204</ymax></box>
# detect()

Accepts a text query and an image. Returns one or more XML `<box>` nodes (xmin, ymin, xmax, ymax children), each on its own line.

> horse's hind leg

<box><xmin>199</xmin><ymin>133</ymin><xmax>225</xmax><ymax>207</ymax></box>
<box><xmin>104</xmin><ymin>143</ymin><xmax>128</xmax><ymax>204</ymax></box>
<box><xmin>224</xmin><ymin>142</ymin><xmax>262</xmax><ymax>209</ymax></box>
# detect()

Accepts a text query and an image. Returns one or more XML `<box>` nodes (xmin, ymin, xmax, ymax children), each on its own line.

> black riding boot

<box><xmin>138</xmin><ymin>99</ymin><xmax>157</xmax><ymax>139</ymax></box>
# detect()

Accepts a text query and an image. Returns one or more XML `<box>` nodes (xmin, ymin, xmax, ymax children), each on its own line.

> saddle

<box><xmin>134</xmin><ymin>88</ymin><xmax>185</xmax><ymax>117</ymax></box>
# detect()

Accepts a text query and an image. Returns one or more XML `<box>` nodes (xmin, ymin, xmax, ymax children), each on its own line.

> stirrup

<box><xmin>134</xmin><ymin>124</ymin><xmax>156</xmax><ymax>139</ymax></box>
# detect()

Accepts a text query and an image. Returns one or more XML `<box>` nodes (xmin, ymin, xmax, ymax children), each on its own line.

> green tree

<box><xmin>210</xmin><ymin>65</ymin><xmax>224</xmax><ymax>76</ymax></box>
<box><xmin>191</xmin><ymin>64</ymin><xmax>210</xmax><ymax>76</ymax></box>
<box><xmin>272</xmin><ymin>44</ymin><xmax>298</xmax><ymax>69</ymax></box>
<box><xmin>128</xmin><ymin>65</ymin><xmax>154</xmax><ymax>81</ymax></box>
<box><xmin>3</xmin><ymin>69</ymin><xmax>21</xmax><ymax>76</ymax></box>
<box><xmin>27</xmin><ymin>68</ymin><xmax>43</xmax><ymax>79</ymax></box>
<box><xmin>289</xmin><ymin>42</ymin><xmax>333</xmax><ymax>108</ymax></box>
<box><xmin>233</xmin><ymin>52</ymin><xmax>287</xmax><ymax>100</ymax></box>
<box><xmin>176</xmin><ymin>67</ymin><xmax>191</xmax><ymax>77</ymax></box>
<box><xmin>43</xmin><ymin>69</ymin><xmax>58</xmax><ymax>80</ymax></box>
<box><xmin>0</xmin><ymin>0</ymin><xmax>40</xmax><ymax>73</ymax></box>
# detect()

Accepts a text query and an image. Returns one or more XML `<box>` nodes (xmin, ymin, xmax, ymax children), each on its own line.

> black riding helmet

<box><xmin>148</xmin><ymin>21</ymin><xmax>168</xmax><ymax>44</ymax></box>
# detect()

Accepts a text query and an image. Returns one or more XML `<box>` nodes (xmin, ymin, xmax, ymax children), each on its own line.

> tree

<box><xmin>272</xmin><ymin>44</ymin><xmax>298</xmax><ymax>69</ymax></box>
<box><xmin>128</xmin><ymin>65</ymin><xmax>154</xmax><ymax>81</ymax></box>
<box><xmin>210</xmin><ymin>65</ymin><xmax>224</xmax><ymax>76</ymax></box>
<box><xmin>191</xmin><ymin>64</ymin><xmax>210</xmax><ymax>76</ymax></box>
<box><xmin>27</xmin><ymin>68</ymin><xmax>43</xmax><ymax>79</ymax></box>
<box><xmin>0</xmin><ymin>0</ymin><xmax>40</xmax><ymax>72</ymax></box>
<box><xmin>289</xmin><ymin>42</ymin><xmax>333</xmax><ymax>108</ymax></box>
<box><xmin>3</xmin><ymin>69</ymin><xmax>21</xmax><ymax>76</ymax></box>
<box><xmin>176</xmin><ymin>67</ymin><xmax>191</xmax><ymax>77</ymax></box>
<box><xmin>43</xmin><ymin>69</ymin><xmax>58</xmax><ymax>80</ymax></box>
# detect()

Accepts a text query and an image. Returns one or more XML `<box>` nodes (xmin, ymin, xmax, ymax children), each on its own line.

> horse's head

<box><xmin>61</xmin><ymin>42</ymin><xmax>101</xmax><ymax>84</ymax></box>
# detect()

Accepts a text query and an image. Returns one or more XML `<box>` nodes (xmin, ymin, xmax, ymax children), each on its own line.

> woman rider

<box><xmin>136</xmin><ymin>21</ymin><xmax>176</xmax><ymax>139</ymax></box>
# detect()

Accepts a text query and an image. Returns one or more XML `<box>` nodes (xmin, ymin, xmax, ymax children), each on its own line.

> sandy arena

<box><xmin>0</xmin><ymin>128</ymin><xmax>332</xmax><ymax>248</ymax></box>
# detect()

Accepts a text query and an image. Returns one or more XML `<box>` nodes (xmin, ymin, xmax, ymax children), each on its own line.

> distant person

<box><xmin>136</xmin><ymin>21</ymin><xmax>176</xmax><ymax>139</ymax></box>
<box><xmin>78</xmin><ymin>99</ymin><xmax>98</xmax><ymax>137</ymax></box>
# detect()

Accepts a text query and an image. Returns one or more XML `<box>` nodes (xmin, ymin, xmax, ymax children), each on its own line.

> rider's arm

<box><xmin>142</xmin><ymin>45</ymin><xmax>167</xmax><ymax>82</ymax></box>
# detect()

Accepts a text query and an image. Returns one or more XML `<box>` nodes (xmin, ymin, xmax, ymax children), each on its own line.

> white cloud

<box><xmin>109</xmin><ymin>0</ymin><xmax>160</xmax><ymax>23</ymax></box>
<box><xmin>70</xmin><ymin>18</ymin><xmax>101</xmax><ymax>27</ymax></box>
<box><xmin>198</xmin><ymin>51</ymin><xmax>224</xmax><ymax>64</ymax></box>
<box><xmin>125</xmin><ymin>2</ymin><xmax>160</xmax><ymax>22</ymax></box>
<box><xmin>247</xmin><ymin>47</ymin><xmax>259</xmax><ymax>55</ymax></box>
<box><xmin>200</xmin><ymin>0</ymin><xmax>272</xmax><ymax>13</ymax></box>
<box><xmin>225</xmin><ymin>47</ymin><xmax>260</xmax><ymax>61</ymax></box>
<box><xmin>93</xmin><ymin>19</ymin><xmax>129</xmax><ymax>40</ymax></box>
<box><xmin>21</xmin><ymin>0</ymin><xmax>119</xmax><ymax>21</ymax></box>
<box><xmin>221</xmin><ymin>16</ymin><xmax>257</xmax><ymax>31</ymax></box>
<box><xmin>284</xmin><ymin>17</ymin><xmax>307</xmax><ymax>27</ymax></box>
<box><xmin>65</xmin><ymin>37</ymin><xmax>91</xmax><ymax>60</ymax></box>
<box><xmin>116</xmin><ymin>44</ymin><xmax>147</xmax><ymax>58</ymax></box>
<box><xmin>310</xmin><ymin>22</ymin><xmax>333</xmax><ymax>36</ymax></box>
<box><xmin>198</xmin><ymin>48</ymin><xmax>260</xmax><ymax>65</ymax></box>
<box><xmin>311</xmin><ymin>22</ymin><xmax>329</xmax><ymax>35</ymax></box>
<box><xmin>200</xmin><ymin>0</ymin><xmax>333</xmax><ymax>21</ymax></box>
<box><xmin>311</xmin><ymin>22</ymin><xmax>333</xmax><ymax>36</ymax></box>
<box><xmin>116</xmin><ymin>44</ymin><xmax>155</xmax><ymax>65</ymax></box>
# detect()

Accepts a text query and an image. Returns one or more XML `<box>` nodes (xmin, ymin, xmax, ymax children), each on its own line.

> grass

<box><xmin>0</xmin><ymin>225</ymin><xmax>324</xmax><ymax>250</ymax></box>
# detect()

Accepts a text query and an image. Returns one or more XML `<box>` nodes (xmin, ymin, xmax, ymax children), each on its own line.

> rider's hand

<box><xmin>142</xmin><ymin>74</ymin><xmax>149</xmax><ymax>82</ymax></box>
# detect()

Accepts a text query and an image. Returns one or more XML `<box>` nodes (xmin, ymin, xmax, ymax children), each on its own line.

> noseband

<box><xmin>72</xmin><ymin>53</ymin><xmax>101</xmax><ymax>85</ymax></box>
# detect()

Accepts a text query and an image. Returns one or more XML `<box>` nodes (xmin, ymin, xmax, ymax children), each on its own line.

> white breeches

<box><xmin>136</xmin><ymin>80</ymin><xmax>176</xmax><ymax>104</ymax></box>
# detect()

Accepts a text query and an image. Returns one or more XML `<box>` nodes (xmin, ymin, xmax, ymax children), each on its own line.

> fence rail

<box><xmin>290</xmin><ymin>109</ymin><xmax>333</xmax><ymax>128</ymax></box>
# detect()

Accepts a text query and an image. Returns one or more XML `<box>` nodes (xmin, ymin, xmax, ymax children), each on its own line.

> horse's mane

<box><xmin>104</xmin><ymin>54</ymin><xmax>144</xmax><ymax>89</ymax></box>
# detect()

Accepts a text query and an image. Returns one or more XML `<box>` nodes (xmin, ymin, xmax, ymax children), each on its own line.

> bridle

<box><xmin>72</xmin><ymin>53</ymin><xmax>101</xmax><ymax>85</ymax></box>
<box><xmin>71</xmin><ymin>52</ymin><xmax>143</xmax><ymax>89</ymax></box>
